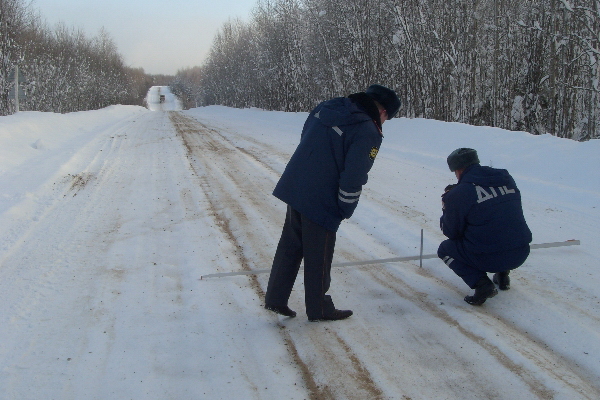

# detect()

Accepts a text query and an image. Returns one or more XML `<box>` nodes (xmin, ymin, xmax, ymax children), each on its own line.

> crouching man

<box><xmin>438</xmin><ymin>148</ymin><xmax>532</xmax><ymax>305</ymax></box>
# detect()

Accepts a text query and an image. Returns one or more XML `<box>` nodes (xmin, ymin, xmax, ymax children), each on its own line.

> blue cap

<box><xmin>365</xmin><ymin>84</ymin><xmax>401</xmax><ymax>119</ymax></box>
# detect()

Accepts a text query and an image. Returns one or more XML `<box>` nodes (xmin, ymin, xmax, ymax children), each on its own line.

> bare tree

<box><xmin>191</xmin><ymin>0</ymin><xmax>598</xmax><ymax>140</ymax></box>
<box><xmin>0</xmin><ymin>0</ymin><xmax>27</xmax><ymax>114</ymax></box>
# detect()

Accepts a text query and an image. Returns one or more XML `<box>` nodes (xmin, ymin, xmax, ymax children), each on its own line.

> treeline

<box><xmin>173</xmin><ymin>0</ymin><xmax>599</xmax><ymax>141</ymax></box>
<box><xmin>0</xmin><ymin>0</ymin><xmax>164</xmax><ymax>115</ymax></box>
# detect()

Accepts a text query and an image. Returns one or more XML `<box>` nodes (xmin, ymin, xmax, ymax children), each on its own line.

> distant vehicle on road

<box><xmin>159</xmin><ymin>95</ymin><xmax>166</xmax><ymax>103</ymax></box>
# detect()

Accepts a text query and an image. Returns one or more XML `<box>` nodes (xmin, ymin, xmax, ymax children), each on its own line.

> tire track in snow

<box><xmin>0</xmin><ymin>119</ymin><xmax>142</xmax><ymax>396</ymax></box>
<box><xmin>370</xmin><ymin>270</ymin><xmax>566</xmax><ymax>398</ymax></box>
<box><xmin>329</xmin><ymin>205</ymin><xmax>600</xmax><ymax>397</ymax></box>
<box><xmin>189</xmin><ymin>117</ymin><xmax>292</xmax><ymax>176</ymax></box>
<box><xmin>169</xmin><ymin>111</ymin><xmax>386</xmax><ymax>400</ymax></box>
<box><xmin>366</xmin><ymin>207</ymin><xmax>600</xmax><ymax>395</ymax></box>
<box><xmin>170</xmin><ymin>110</ymin><xmax>600</xmax><ymax>399</ymax></box>
<box><xmin>333</xmin><ymin>202</ymin><xmax>600</xmax><ymax>398</ymax></box>
<box><xmin>311</xmin><ymin>146</ymin><xmax>600</xmax><ymax>398</ymax></box>
<box><xmin>170</xmin><ymin>112</ymin><xmax>267</xmax><ymax>286</ymax></box>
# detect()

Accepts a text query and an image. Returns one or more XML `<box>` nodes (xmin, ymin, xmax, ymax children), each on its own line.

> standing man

<box><xmin>265</xmin><ymin>85</ymin><xmax>401</xmax><ymax>321</ymax></box>
<box><xmin>438</xmin><ymin>148</ymin><xmax>532</xmax><ymax>305</ymax></box>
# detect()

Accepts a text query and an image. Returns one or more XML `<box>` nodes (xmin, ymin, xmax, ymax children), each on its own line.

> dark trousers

<box><xmin>265</xmin><ymin>206</ymin><xmax>337</xmax><ymax>319</ymax></box>
<box><xmin>438</xmin><ymin>239</ymin><xmax>530</xmax><ymax>288</ymax></box>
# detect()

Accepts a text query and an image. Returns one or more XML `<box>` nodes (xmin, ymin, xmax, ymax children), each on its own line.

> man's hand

<box><xmin>444</xmin><ymin>184</ymin><xmax>457</xmax><ymax>193</ymax></box>
<box><xmin>441</xmin><ymin>184</ymin><xmax>457</xmax><ymax>210</ymax></box>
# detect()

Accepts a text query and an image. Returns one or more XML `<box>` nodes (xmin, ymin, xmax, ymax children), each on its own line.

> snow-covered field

<box><xmin>0</xmin><ymin>86</ymin><xmax>599</xmax><ymax>399</ymax></box>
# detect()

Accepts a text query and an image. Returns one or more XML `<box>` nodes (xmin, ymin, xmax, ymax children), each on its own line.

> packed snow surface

<box><xmin>0</xmin><ymin>87</ymin><xmax>599</xmax><ymax>399</ymax></box>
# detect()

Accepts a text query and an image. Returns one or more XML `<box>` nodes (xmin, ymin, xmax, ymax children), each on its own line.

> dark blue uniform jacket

<box><xmin>273</xmin><ymin>97</ymin><xmax>382</xmax><ymax>232</ymax></box>
<box><xmin>441</xmin><ymin>164</ymin><xmax>532</xmax><ymax>254</ymax></box>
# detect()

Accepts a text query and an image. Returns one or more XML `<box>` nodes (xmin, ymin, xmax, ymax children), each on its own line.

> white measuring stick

<box><xmin>200</xmin><ymin>239</ymin><xmax>580</xmax><ymax>279</ymax></box>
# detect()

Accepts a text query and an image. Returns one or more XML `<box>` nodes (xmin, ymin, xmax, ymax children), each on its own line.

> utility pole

<box><xmin>15</xmin><ymin>65</ymin><xmax>20</xmax><ymax>113</ymax></box>
<box><xmin>8</xmin><ymin>65</ymin><xmax>25</xmax><ymax>113</ymax></box>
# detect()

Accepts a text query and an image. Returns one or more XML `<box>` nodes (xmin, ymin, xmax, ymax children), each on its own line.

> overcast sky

<box><xmin>32</xmin><ymin>0</ymin><xmax>257</xmax><ymax>75</ymax></box>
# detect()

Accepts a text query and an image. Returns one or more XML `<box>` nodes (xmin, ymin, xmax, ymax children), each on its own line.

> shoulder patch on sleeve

<box><xmin>369</xmin><ymin>146</ymin><xmax>379</xmax><ymax>161</ymax></box>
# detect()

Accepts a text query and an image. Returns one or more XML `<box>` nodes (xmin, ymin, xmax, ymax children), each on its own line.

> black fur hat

<box><xmin>447</xmin><ymin>148</ymin><xmax>480</xmax><ymax>171</ymax></box>
<box><xmin>365</xmin><ymin>84</ymin><xmax>401</xmax><ymax>119</ymax></box>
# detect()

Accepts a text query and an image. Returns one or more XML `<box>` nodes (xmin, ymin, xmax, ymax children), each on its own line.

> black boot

<box><xmin>309</xmin><ymin>309</ymin><xmax>353</xmax><ymax>322</ymax></box>
<box><xmin>493</xmin><ymin>271</ymin><xmax>510</xmax><ymax>290</ymax></box>
<box><xmin>265</xmin><ymin>304</ymin><xmax>297</xmax><ymax>317</ymax></box>
<box><xmin>464</xmin><ymin>277</ymin><xmax>498</xmax><ymax>306</ymax></box>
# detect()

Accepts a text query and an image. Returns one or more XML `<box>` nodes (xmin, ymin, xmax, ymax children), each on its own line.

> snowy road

<box><xmin>1</xmin><ymin>97</ymin><xmax>599</xmax><ymax>399</ymax></box>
